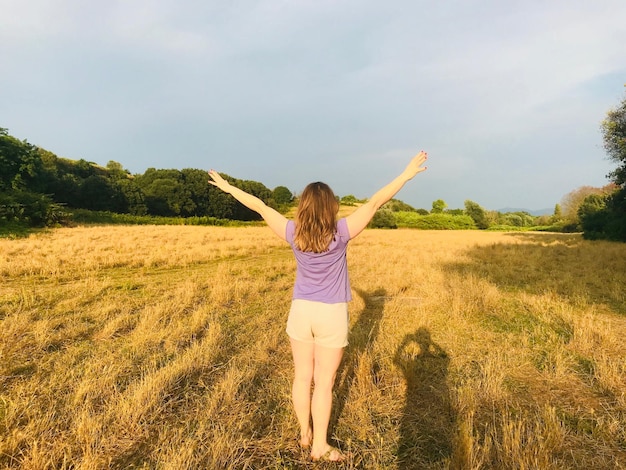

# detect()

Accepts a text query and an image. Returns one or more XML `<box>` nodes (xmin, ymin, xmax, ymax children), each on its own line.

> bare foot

<box><xmin>299</xmin><ymin>428</ymin><xmax>312</xmax><ymax>448</ymax></box>
<box><xmin>311</xmin><ymin>445</ymin><xmax>346</xmax><ymax>462</ymax></box>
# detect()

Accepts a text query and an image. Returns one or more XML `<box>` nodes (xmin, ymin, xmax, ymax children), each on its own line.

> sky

<box><xmin>1</xmin><ymin>1</ymin><xmax>625</xmax><ymax>212</ymax></box>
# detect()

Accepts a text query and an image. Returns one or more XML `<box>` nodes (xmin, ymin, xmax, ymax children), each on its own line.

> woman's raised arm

<box><xmin>345</xmin><ymin>151</ymin><xmax>428</xmax><ymax>238</ymax></box>
<box><xmin>208</xmin><ymin>170</ymin><xmax>288</xmax><ymax>241</ymax></box>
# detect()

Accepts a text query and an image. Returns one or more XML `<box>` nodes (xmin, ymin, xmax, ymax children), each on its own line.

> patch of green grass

<box><xmin>549</xmin><ymin>316</ymin><xmax>574</xmax><ymax>344</ymax></box>
<box><xmin>69</xmin><ymin>209</ymin><xmax>262</xmax><ymax>227</ymax></box>
<box><xmin>575</xmin><ymin>356</ymin><xmax>596</xmax><ymax>378</ymax></box>
<box><xmin>480</xmin><ymin>308</ymin><xmax>540</xmax><ymax>335</ymax></box>
<box><xmin>557</xmin><ymin>409</ymin><xmax>599</xmax><ymax>437</ymax></box>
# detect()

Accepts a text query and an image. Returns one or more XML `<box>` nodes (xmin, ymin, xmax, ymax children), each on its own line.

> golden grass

<box><xmin>1</xmin><ymin>226</ymin><xmax>626</xmax><ymax>469</ymax></box>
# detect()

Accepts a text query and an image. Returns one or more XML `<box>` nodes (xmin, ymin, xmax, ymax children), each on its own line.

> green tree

<box><xmin>579</xmin><ymin>194</ymin><xmax>609</xmax><ymax>239</ymax></box>
<box><xmin>135</xmin><ymin>169</ymin><xmax>196</xmax><ymax>217</ymax></box>
<box><xmin>0</xmin><ymin>129</ymin><xmax>67</xmax><ymax>228</ymax></box>
<box><xmin>273</xmin><ymin>186</ymin><xmax>294</xmax><ymax>205</ymax></box>
<box><xmin>605</xmin><ymin>190</ymin><xmax>626</xmax><ymax>241</ymax></box>
<box><xmin>207</xmin><ymin>184</ymin><xmax>237</xmax><ymax>219</ymax></box>
<box><xmin>79</xmin><ymin>175</ymin><xmax>120</xmax><ymax>211</ymax></box>
<box><xmin>560</xmin><ymin>184</ymin><xmax>616</xmax><ymax>229</ymax></box>
<box><xmin>464</xmin><ymin>200</ymin><xmax>490</xmax><ymax>229</ymax></box>
<box><xmin>106</xmin><ymin>161</ymin><xmax>130</xmax><ymax>180</ymax></box>
<box><xmin>33</xmin><ymin>147</ymin><xmax>62</xmax><ymax>194</ymax></box>
<box><xmin>503</xmin><ymin>214</ymin><xmax>523</xmax><ymax>227</ymax></box>
<box><xmin>75</xmin><ymin>159</ymin><xmax>97</xmax><ymax>178</ymax></box>
<box><xmin>150</xmin><ymin>178</ymin><xmax>182</xmax><ymax>216</ymax></box>
<box><xmin>550</xmin><ymin>203</ymin><xmax>562</xmax><ymax>224</ymax></box>
<box><xmin>230</xmin><ymin>179</ymin><xmax>271</xmax><ymax>220</ymax></box>
<box><xmin>0</xmin><ymin>128</ymin><xmax>24</xmax><ymax>190</ymax></box>
<box><xmin>596</xmin><ymin>91</ymin><xmax>626</xmax><ymax>241</ymax></box>
<box><xmin>181</xmin><ymin>168</ymin><xmax>212</xmax><ymax>216</ymax></box>
<box><xmin>601</xmin><ymin>94</ymin><xmax>626</xmax><ymax>186</ymax></box>
<box><xmin>53</xmin><ymin>173</ymin><xmax>82</xmax><ymax>207</ymax></box>
<box><xmin>115</xmin><ymin>178</ymin><xmax>147</xmax><ymax>215</ymax></box>
<box><xmin>431</xmin><ymin>199</ymin><xmax>447</xmax><ymax>214</ymax></box>
<box><xmin>0</xmin><ymin>129</ymin><xmax>44</xmax><ymax>192</ymax></box>
<box><xmin>340</xmin><ymin>194</ymin><xmax>359</xmax><ymax>206</ymax></box>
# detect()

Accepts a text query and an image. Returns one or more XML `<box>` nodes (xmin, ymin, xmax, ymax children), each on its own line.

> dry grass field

<box><xmin>1</xmin><ymin>224</ymin><xmax>626</xmax><ymax>469</ymax></box>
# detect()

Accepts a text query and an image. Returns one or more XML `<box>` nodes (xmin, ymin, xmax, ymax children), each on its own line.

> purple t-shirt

<box><xmin>285</xmin><ymin>218</ymin><xmax>352</xmax><ymax>303</ymax></box>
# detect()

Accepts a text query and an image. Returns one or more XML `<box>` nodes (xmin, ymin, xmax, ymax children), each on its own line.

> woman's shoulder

<box><xmin>336</xmin><ymin>218</ymin><xmax>350</xmax><ymax>239</ymax></box>
<box><xmin>285</xmin><ymin>219</ymin><xmax>295</xmax><ymax>240</ymax></box>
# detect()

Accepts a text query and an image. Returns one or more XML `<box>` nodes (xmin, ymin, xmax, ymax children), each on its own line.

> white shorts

<box><xmin>286</xmin><ymin>299</ymin><xmax>349</xmax><ymax>348</ymax></box>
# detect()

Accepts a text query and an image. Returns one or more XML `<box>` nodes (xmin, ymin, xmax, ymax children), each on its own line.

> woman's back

<box><xmin>286</xmin><ymin>218</ymin><xmax>352</xmax><ymax>303</ymax></box>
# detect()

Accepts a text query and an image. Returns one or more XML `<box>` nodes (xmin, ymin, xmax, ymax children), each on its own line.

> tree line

<box><xmin>0</xmin><ymin>128</ymin><xmax>538</xmax><ymax>233</ymax></box>
<box><xmin>0</xmin><ymin>128</ymin><xmax>294</xmax><ymax>227</ymax></box>
<box><xmin>2</xmin><ymin>89</ymin><xmax>625</xmax><ymax>241</ymax></box>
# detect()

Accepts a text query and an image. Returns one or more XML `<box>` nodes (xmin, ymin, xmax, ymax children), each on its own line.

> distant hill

<box><xmin>496</xmin><ymin>207</ymin><xmax>553</xmax><ymax>216</ymax></box>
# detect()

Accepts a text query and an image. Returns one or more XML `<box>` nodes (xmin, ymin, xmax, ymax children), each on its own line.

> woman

<box><xmin>208</xmin><ymin>151</ymin><xmax>428</xmax><ymax>462</ymax></box>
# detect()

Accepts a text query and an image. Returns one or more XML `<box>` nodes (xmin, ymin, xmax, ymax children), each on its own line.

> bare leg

<box><xmin>289</xmin><ymin>338</ymin><xmax>314</xmax><ymax>447</ymax></box>
<box><xmin>310</xmin><ymin>344</ymin><xmax>344</xmax><ymax>460</ymax></box>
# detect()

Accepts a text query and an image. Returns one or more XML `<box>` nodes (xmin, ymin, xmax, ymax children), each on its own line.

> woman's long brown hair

<box><xmin>294</xmin><ymin>182</ymin><xmax>339</xmax><ymax>253</ymax></box>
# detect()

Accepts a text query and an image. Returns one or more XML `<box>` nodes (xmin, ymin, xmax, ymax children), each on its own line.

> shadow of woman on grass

<box><xmin>394</xmin><ymin>327</ymin><xmax>454</xmax><ymax>469</ymax></box>
<box><xmin>331</xmin><ymin>287</ymin><xmax>386</xmax><ymax>436</ymax></box>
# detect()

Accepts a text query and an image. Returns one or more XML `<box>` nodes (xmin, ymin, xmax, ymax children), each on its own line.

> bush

<box><xmin>579</xmin><ymin>194</ymin><xmax>608</xmax><ymax>239</ymax></box>
<box><xmin>340</xmin><ymin>195</ymin><xmax>363</xmax><ymax>206</ymax></box>
<box><xmin>531</xmin><ymin>225</ymin><xmax>566</xmax><ymax>232</ymax></box>
<box><xmin>502</xmin><ymin>214</ymin><xmax>523</xmax><ymax>227</ymax></box>
<box><xmin>486</xmin><ymin>224</ymin><xmax>529</xmax><ymax>232</ymax></box>
<box><xmin>368</xmin><ymin>209</ymin><xmax>397</xmax><ymax>229</ymax></box>
<box><xmin>0</xmin><ymin>190</ymin><xmax>70</xmax><ymax>227</ymax></box>
<box><xmin>394</xmin><ymin>212</ymin><xmax>476</xmax><ymax>230</ymax></box>
<box><xmin>580</xmin><ymin>190</ymin><xmax>626</xmax><ymax>241</ymax></box>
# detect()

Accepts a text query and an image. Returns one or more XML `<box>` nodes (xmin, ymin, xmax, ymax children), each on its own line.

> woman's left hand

<box><xmin>404</xmin><ymin>151</ymin><xmax>428</xmax><ymax>179</ymax></box>
<box><xmin>208</xmin><ymin>170</ymin><xmax>231</xmax><ymax>193</ymax></box>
